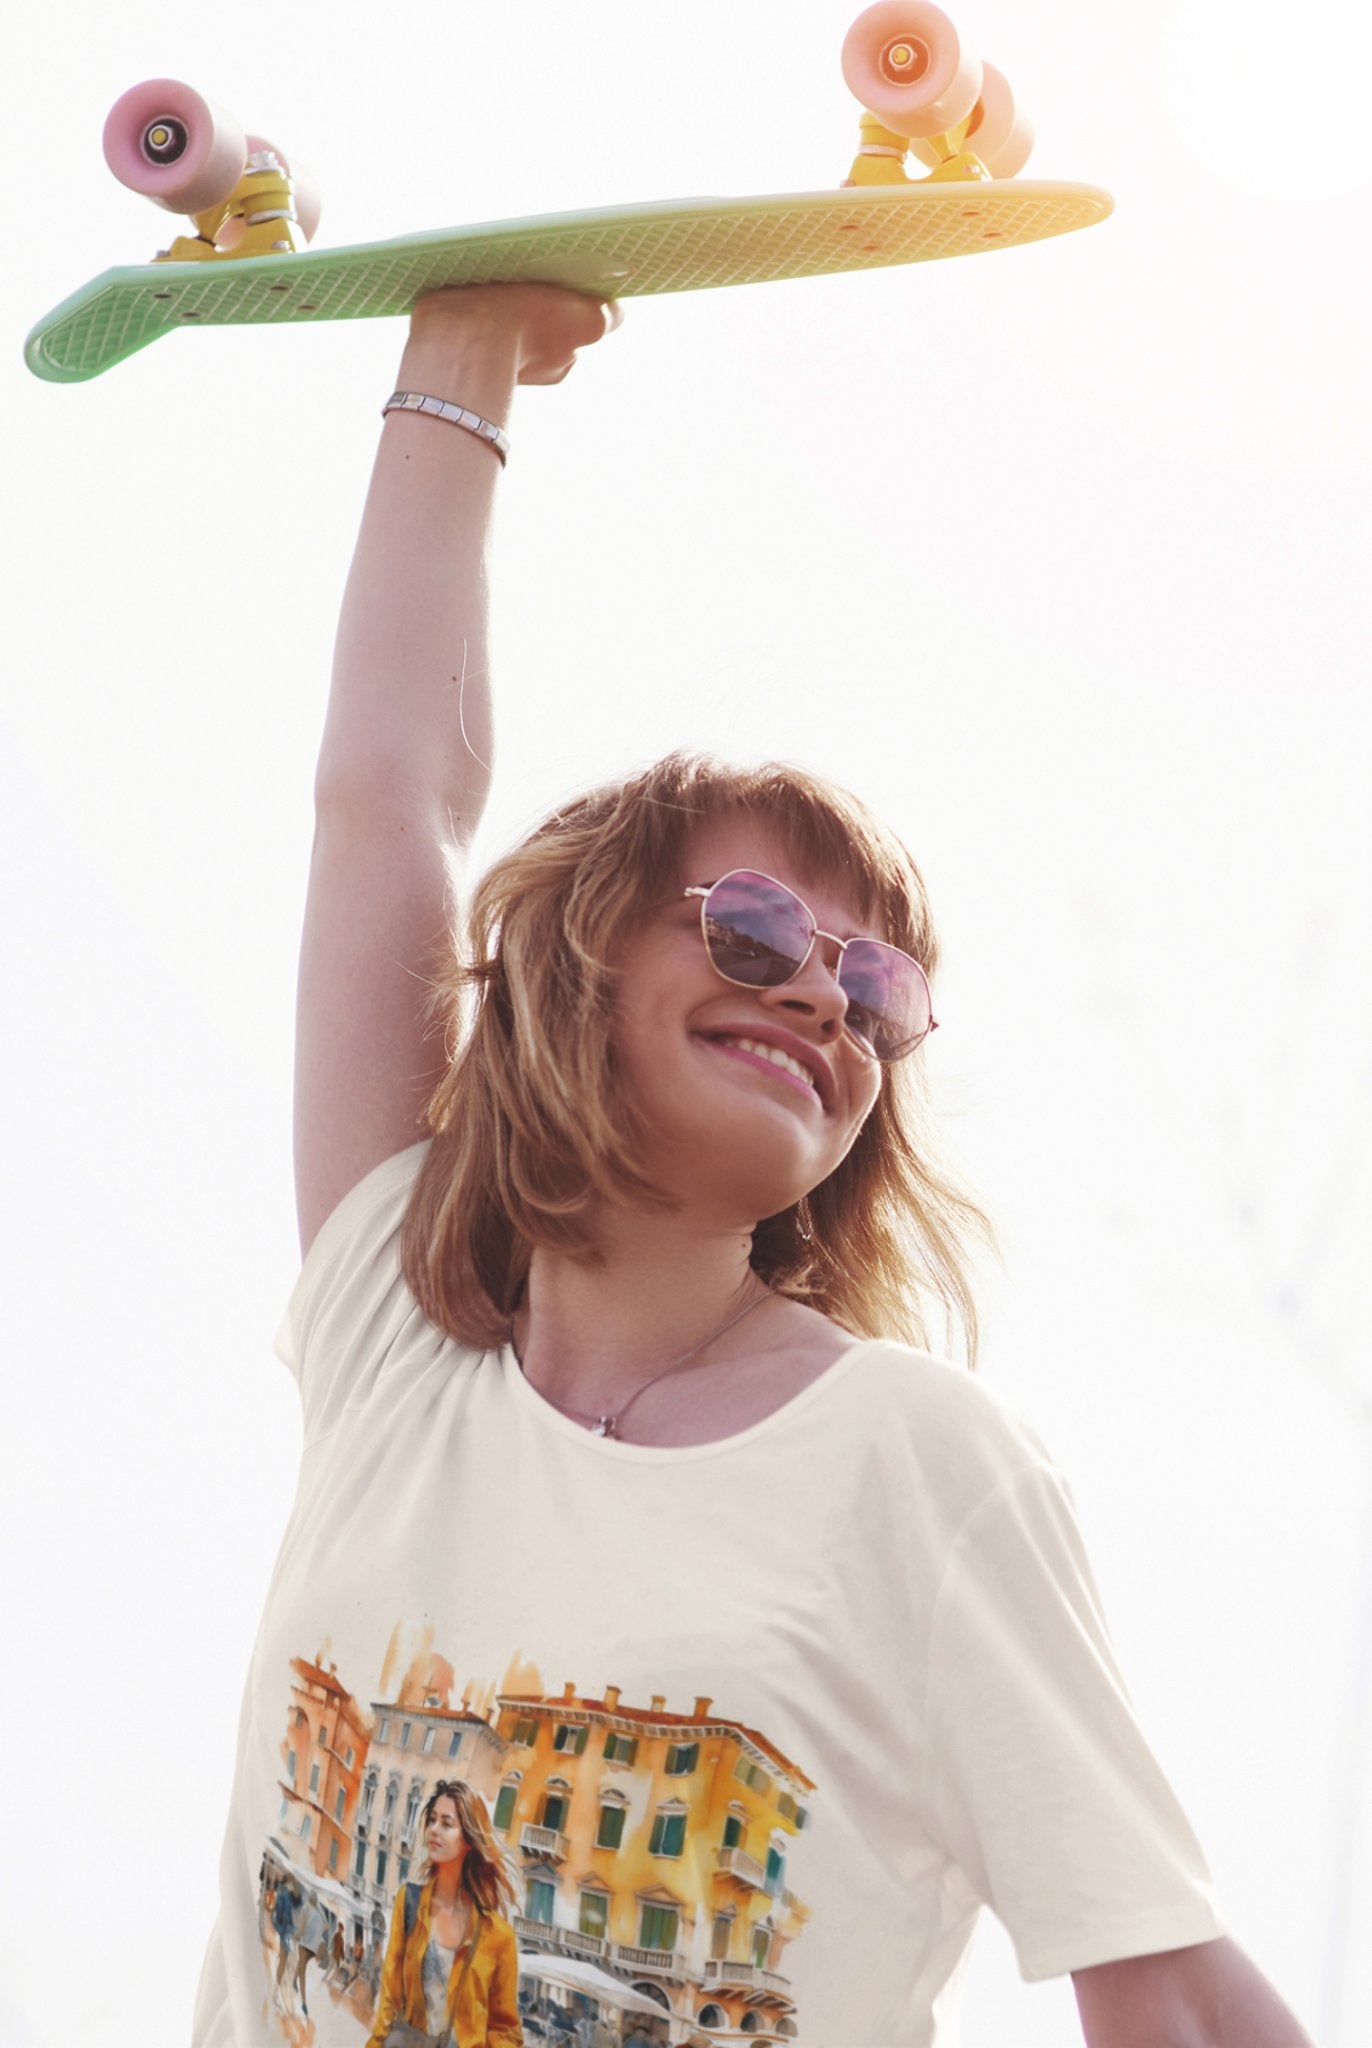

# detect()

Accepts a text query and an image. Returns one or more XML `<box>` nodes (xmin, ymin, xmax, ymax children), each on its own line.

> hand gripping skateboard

<box><xmin>25</xmin><ymin>2</ymin><xmax>1112</xmax><ymax>383</ymax></box>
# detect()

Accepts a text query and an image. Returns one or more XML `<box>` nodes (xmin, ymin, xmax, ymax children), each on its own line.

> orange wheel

<box><xmin>245</xmin><ymin>134</ymin><xmax>323</xmax><ymax>242</ymax></box>
<box><xmin>841</xmin><ymin>1</ymin><xmax>982</xmax><ymax>141</ymax></box>
<box><xmin>103</xmin><ymin>78</ymin><xmax>247</xmax><ymax>215</ymax></box>
<box><xmin>909</xmin><ymin>60</ymin><xmax>1034</xmax><ymax>175</ymax></box>
<box><xmin>963</xmin><ymin>63</ymin><xmax>1034</xmax><ymax>176</ymax></box>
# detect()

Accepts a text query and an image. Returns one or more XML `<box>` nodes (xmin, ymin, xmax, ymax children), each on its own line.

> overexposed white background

<box><xmin>3</xmin><ymin>1</ymin><xmax>1369</xmax><ymax>2044</ymax></box>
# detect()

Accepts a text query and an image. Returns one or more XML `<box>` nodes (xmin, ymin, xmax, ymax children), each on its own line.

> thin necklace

<box><xmin>510</xmin><ymin>1287</ymin><xmax>773</xmax><ymax>1440</ymax></box>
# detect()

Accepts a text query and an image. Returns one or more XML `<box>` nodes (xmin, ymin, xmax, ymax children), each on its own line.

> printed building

<box><xmin>351</xmin><ymin>1694</ymin><xmax>506</xmax><ymax>1909</ymax></box>
<box><xmin>491</xmin><ymin>1681</ymin><xmax>812</xmax><ymax>2040</ymax></box>
<box><xmin>277</xmin><ymin>1654</ymin><xmax>370</xmax><ymax>1890</ymax></box>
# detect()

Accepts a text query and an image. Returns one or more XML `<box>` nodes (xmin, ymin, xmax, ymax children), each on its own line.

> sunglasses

<box><xmin>683</xmin><ymin>869</ymin><xmax>937</xmax><ymax>1062</ymax></box>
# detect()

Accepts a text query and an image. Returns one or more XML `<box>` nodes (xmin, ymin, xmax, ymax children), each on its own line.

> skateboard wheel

<box><xmin>841</xmin><ymin>1</ymin><xmax>982</xmax><ymax>141</ymax></box>
<box><xmin>103</xmin><ymin>78</ymin><xmax>247</xmax><ymax>215</ymax></box>
<box><xmin>909</xmin><ymin>61</ymin><xmax>1034</xmax><ymax>176</ymax></box>
<box><xmin>245</xmin><ymin>135</ymin><xmax>323</xmax><ymax>242</ymax></box>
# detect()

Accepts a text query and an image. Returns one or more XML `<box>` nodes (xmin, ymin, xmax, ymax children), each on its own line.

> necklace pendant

<box><xmin>593</xmin><ymin>1416</ymin><xmax>615</xmax><ymax>1438</ymax></box>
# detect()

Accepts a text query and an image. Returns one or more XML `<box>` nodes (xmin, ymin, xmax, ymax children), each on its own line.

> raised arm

<box><xmin>294</xmin><ymin>285</ymin><xmax>620</xmax><ymax>1257</ymax></box>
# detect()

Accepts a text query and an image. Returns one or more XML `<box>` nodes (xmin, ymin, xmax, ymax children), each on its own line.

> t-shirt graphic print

<box><xmin>192</xmin><ymin>1142</ymin><xmax>1226</xmax><ymax>2048</ymax></box>
<box><xmin>259</xmin><ymin>1632</ymin><xmax>819</xmax><ymax>2046</ymax></box>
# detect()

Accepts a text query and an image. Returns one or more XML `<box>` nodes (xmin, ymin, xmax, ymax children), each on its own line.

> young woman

<box><xmin>191</xmin><ymin>285</ymin><xmax>1317</xmax><ymax>2048</ymax></box>
<box><xmin>365</xmin><ymin>1781</ymin><xmax>522</xmax><ymax>2048</ymax></box>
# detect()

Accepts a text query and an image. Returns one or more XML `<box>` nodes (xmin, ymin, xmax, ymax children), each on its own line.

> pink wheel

<box><xmin>962</xmin><ymin>63</ymin><xmax>1034</xmax><ymax>176</ymax></box>
<box><xmin>841</xmin><ymin>1</ymin><xmax>983</xmax><ymax>141</ymax></box>
<box><xmin>245</xmin><ymin>135</ymin><xmax>323</xmax><ymax>242</ymax></box>
<box><xmin>909</xmin><ymin>61</ymin><xmax>1035</xmax><ymax>176</ymax></box>
<box><xmin>103</xmin><ymin>78</ymin><xmax>247</xmax><ymax>215</ymax></box>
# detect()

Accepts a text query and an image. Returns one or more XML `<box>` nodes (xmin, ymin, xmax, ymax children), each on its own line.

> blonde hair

<box><xmin>419</xmin><ymin>1780</ymin><xmax>520</xmax><ymax>1918</ymax></box>
<box><xmin>401</xmin><ymin>751</ymin><xmax>1001</xmax><ymax>1366</ymax></box>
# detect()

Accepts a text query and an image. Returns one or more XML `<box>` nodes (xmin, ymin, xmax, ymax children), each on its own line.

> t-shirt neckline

<box><xmin>496</xmin><ymin>1334</ymin><xmax>880</xmax><ymax>1464</ymax></box>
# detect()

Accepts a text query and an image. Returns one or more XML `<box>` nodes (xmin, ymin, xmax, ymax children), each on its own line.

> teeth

<box><xmin>715</xmin><ymin>1036</ymin><xmax>816</xmax><ymax>1091</ymax></box>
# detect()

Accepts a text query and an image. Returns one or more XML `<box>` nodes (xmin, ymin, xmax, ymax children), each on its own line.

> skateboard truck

<box><xmin>152</xmin><ymin>150</ymin><xmax>310</xmax><ymax>263</ymax></box>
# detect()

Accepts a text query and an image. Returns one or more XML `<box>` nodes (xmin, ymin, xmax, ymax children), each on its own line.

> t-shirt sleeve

<box><xmin>272</xmin><ymin>1139</ymin><xmax>432</xmax><ymax>1443</ymax></box>
<box><xmin>921</xmin><ymin>1455</ymin><xmax>1227</xmax><ymax>1982</ymax></box>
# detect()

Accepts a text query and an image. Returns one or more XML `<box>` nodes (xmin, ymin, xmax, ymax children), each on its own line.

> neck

<box><xmin>512</xmin><ymin>1200</ymin><xmax>765</xmax><ymax>1413</ymax></box>
<box><xmin>431</xmin><ymin>1853</ymin><xmax>466</xmax><ymax>1904</ymax></box>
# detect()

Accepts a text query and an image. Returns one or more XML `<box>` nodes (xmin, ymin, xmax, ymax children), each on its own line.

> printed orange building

<box><xmin>277</xmin><ymin>1653</ymin><xmax>370</xmax><ymax>1890</ymax></box>
<box><xmin>490</xmin><ymin>1681</ymin><xmax>813</xmax><ymax>2040</ymax></box>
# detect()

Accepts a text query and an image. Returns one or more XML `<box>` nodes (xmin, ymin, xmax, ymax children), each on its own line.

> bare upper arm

<box><xmin>292</xmin><ymin>787</ymin><xmax>467</xmax><ymax>1261</ymax></box>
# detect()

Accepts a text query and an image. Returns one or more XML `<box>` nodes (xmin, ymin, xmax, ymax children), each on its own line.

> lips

<box><xmin>696</xmin><ymin>1027</ymin><xmax>833</xmax><ymax>1109</ymax></box>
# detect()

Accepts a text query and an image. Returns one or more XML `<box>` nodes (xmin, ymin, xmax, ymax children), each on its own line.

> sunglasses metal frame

<box><xmin>683</xmin><ymin>868</ymin><xmax>938</xmax><ymax>1061</ymax></box>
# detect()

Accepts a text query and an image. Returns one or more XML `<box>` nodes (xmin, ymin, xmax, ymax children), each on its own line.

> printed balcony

<box><xmin>611</xmin><ymin>1941</ymin><xmax>689</xmax><ymax>1980</ymax></box>
<box><xmin>519</xmin><ymin>1821</ymin><xmax>571</xmax><ymax>1861</ymax></box>
<box><xmin>703</xmin><ymin>1959</ymin><xmax>796</xmax><ymax>2006</ymax></box>
<box><xmin>513</xmin><ymin>1916</ymin><xmax>608</xmax><ymax>1961</ymax></box>
<box><xmin>715</xmin><ymin>1844</ymin><xmax>768</xmax><ymax>1890</ymax></box>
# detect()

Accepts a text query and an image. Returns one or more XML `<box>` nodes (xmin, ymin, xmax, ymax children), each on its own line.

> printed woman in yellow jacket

<box><xmin>365</xmin><ymin>1779</ymin><xmax>524</xmax><ymax>2048</ymax></box>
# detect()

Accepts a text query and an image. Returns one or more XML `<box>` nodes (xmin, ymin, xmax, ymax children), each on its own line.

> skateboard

<box><xmin>25</xmin><ymin>2</ymin><xmax>1112</xmax><ymax>384</ymax></box>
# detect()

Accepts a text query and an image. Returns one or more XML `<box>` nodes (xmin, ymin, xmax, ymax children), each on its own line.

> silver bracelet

<box><xmin>381</xmin><ymin>390</ymin><xmax>510</xmax><ymax>467</ymax></box>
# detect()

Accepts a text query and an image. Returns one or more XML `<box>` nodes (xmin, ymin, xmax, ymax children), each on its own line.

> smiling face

<box><xmin>611</xmin><ymin>813</ymin><xmax>886</xmax><ymax>1228</ymax></box>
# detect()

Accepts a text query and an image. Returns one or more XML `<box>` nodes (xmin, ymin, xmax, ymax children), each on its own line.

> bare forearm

<box><xmin>313</xmin><ymin>284</ymin><xmax>620</xmax><ymax>835</ymax></box>
<box><xmin>315</xmin><ymin>317</ymin><xmax>519</xmax><ymax>832</ymax></box>
<box><xmin>1074</xmin><ymin>1938</ymin><xmax>1318</xmax><ymax>2048</ymax></box>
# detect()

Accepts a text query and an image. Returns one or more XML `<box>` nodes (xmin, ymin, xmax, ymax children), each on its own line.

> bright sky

<box><xmin>4</xmin><ymin>2</ymin><xmax>1370</xmax><ymax>2045</ymax></box>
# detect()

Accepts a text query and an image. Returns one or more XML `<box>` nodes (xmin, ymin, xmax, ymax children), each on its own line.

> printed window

<box><xmin>511</xmin><ymin>1718</ymin><xmax>539</xmax><ymax>1747</ymax></box>
<box><xmin>382</xmin><ymin>1781</ymin><xmax>399</xmax><ymax>1834</ymax></box>
<box><xmin>309</xmin><ymin>1763</ymin><xmax>320</xmax><ymax>1796</ymax></box>
<box><xmin>648</xmin><ymin>1810</ymin><xmax>686</xmax><ymax>1857</ymax></box>
<box><xmin>665</xmin><ymin>1743</ymin><xmax>699</xmax><ymax>1776</ymax></box>
<box><xmin>399</xmin><ymin>1721</ymin><xmax>412</xmax><ymax>1751</ymax></box>
<box><xmin>403</xmin><ymin>1787</ymin><xmax>422</xmax><ymax>1843</ymax></box>
<box><xmin>328</xmin><ymin>1838</ymin><xmax>338</xmax><ymax>1873</ymax></box>
<box><xmin>317</xmin><ymin>1721</ymin><xmax>328</xmax><ymax>1746</ymax></box>
<box><xmin>279</xmin><ymin>1797</ymin><xmax>289</xmax><ymax>1826</ymax></box>
<box><xmin>376</xmin><ymin>1848</ymin><xmax>388</xmax><ymax>1888</ymax></box>
<box><xmin>359</xmin><ymin>1772</ymin><xmax>377</xmax><ymax>1824</ymax></box>
<box><xmin>448</xmin><ymin>1732</ymin><xmax>463</xmax><ymax>1759</ymax></box>
<box><xmin>765</xmin><ymin>1846</ymin><xmax>784</xmax><ymax>1896</ymax></box>
<box><xmin>421</xmin><ymin>1727</ymin><xmax>436</xmax><ymax>1755</ymax></box>
<box><xmin>595</xmin><ymin>1803</ymin><xmax>626</xmax><ymax>1851</ymax></box>
<box><xmin>722</xmin><ymin>1814</ymin><xmax>745</xmax><ymax>1850</ymax></box>
<box><xmin>335</xmin><ymin>1788</ymin><xmax>346</xmax><ymax>1822</ymax></box>
<box><xmin>711</xmin><ymin>1912</ymin><xmax>733</xmax><ymax>1960</ymax></box>
<box><xmin>299</xmin><ymin>1814</ymin><xmax>312</xmax><ymax>1845</ymax></box>
<box><xmin>376</xmin><ymin>1717</ymin><xmax>391</xmax><ymax>1745</ymax></box>
<box><xmin>398</xmin><ymin>1856</ymin><xmax>409</xmax><ymax>1885</ymax></box>
<box><xmin>553</xmin><ymin>1723</ymin><xmax>589</xmax><ymax>1755</ymax></box>
<box><xmin>493</xmin><ymin>1784</ymin><xmax>517</xmax><ymax>1832</ymax></box>
<box><xmin>752</xmin><ymin>1926</ymin><xmax>770</xmax><ymax>1969</ymax></box>
<box><xmin>354</xmin><ymin>1840</ymin><xmax>366</xmax><ymax>1881</ymax></box>
<box><xmin>603</xmin><ymin>1731</ymin><xmax>638</xmax><ymax>1764</ymax></box>
<box><xmin>344</xmin><ymin>1746</ymin><xmax>355</xmax><ymax>1769</ymax></box>
<box><xmin>777</xmin><ymin>1793</ymin><xmax>795</xmax><ymax>1822</ymax></box>
<box><xmin>541</xmin><ymin>1791</ymin><xmax>569</xmax><ymax>1832</ymax></box>
<box><xmin>526</xmin><ymin>1878</ymin><xmax>556</xmax><ymax>1925</ymax></box>
<box><xmin>639</xmin><ymin>1903</ymin><xmax>678</xmax><ymax>1952</ymax></box>
<box><xmin>579</xmin><ymin>1890</ymin><xmax>609</xmax><ymax>1939</ymax></box>
<box><xmin>286</xmin><ymin>1748</ymin><xmax>298</xmax><ymax>1784</ymax></box>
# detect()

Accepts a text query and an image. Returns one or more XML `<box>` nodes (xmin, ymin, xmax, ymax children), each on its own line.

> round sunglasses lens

<box><xmin>703</xmin><ymin>873</ymin><xmax>812</xmax><ymax>987</ymax></box>
<box><xmin>839</xmin><ymin>942</ymin><xmax>930</xmax><ymax>1060</ymax></box>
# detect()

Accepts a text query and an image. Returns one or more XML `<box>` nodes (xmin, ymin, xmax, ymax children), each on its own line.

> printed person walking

<box><xmin>365</xmin><ymin>1779</ymin><xmax>523</xmax><ymax>2048</ymax></box>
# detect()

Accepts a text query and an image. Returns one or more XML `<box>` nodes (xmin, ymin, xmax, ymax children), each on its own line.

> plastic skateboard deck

<box><xmin>25</xmin><ymin>182</ymin><xmax>1112</xmax><ymax>385</ymax></box>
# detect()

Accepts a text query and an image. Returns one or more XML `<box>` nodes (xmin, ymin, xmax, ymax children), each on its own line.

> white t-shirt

<box><xmin>193</xmin><ymin>1142</ymin><xmax>1225</xmax><ymax>2048</ymax></box>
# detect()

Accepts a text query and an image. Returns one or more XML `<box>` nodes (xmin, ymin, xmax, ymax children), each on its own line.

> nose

<box><xmin>757</xmin><ymin>935</ymin><xmax>848</xmax><ymax>1040</ymax></box>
